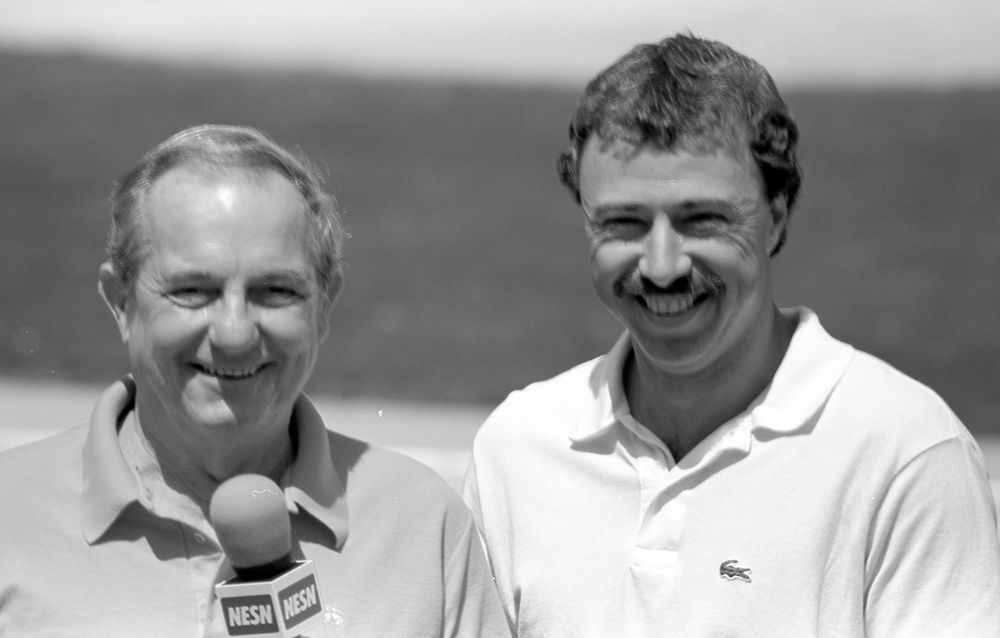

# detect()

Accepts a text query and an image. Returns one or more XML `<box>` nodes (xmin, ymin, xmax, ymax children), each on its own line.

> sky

<box><xmin>1</xmin><ymin>0</ymin><xmax>998</xmax><ymax>87</ymax></box>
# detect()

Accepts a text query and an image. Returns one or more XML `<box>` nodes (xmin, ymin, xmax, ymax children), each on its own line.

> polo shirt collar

<box><xmin>81</xmin><ymin>377</ymin><xmax>349</xmax><ymax>550</ymax></box>
<box><xmin>568</xmin><ymin>308</ymin><xmax>854</xmax><ymax>444</ymax></box>
<box><xmin>82</xmin><ymin>376</ymin><xmax>144</xmax><ymax>543</ymax></box>
<box><xmin>569</xmin><ymin>331</ymin><xmax>633</xmax><ymax>443</ymax></box>
<box><xmin>281</xmin><ymin>394</ymin><xmax>349</xmax><ymax>550</ymax></box>
<box><xmin>745</xmin><ymin>307</ymin><xmax>854</xmax><ymax>435</ymax></box>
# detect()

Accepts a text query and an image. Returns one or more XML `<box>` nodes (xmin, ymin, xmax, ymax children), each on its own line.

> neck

<box><xmin>626</xmin><ymin>306</ymin><xmax>794</xmax><ymax>460</ymax></box>
<box><xmin>125</xmin><ymin>405</ymin><xmax>295</xmax><ymax>516</ymax></box>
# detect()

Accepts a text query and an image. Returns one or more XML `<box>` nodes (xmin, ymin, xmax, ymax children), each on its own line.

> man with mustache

<box><xmin>464</xmin><ymin>34</ymin><xmax>1000</xmax><ymax>636</ymax></box>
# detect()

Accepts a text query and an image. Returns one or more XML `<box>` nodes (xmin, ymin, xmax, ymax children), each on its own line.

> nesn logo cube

<box><xmin>216</xmin><ymin>561</ymin><xmax>324</xmax><ymax>637</ymax></box>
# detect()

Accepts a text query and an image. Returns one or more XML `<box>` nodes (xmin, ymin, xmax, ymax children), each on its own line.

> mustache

<box><xmin>617</xmin><ymin>269</ymin><xmax>725</xmax><ymax>297</ymax></box>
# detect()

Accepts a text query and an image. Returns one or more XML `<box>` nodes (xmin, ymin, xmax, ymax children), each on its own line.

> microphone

<box><xmin>210</xmin><ymin>474</ymin><xmax>324</xmax><ymax>637</ymax></box>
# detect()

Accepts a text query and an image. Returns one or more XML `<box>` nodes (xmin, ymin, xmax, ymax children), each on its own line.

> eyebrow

<box><xmin>256</xmin><ymin>270</ymin><xmax>315</xmax><ymax>287</ymax></box>
<box><xmin>162</xmin><ymin>269</ymin><xmax>315</xmax><ymax>286</ymax></box>
<box><xmin>162</xmin><ymin>271</ymin><xmax>216</xmax><ymax>285</ymax></box>
<box><xmin>587</xmin><ymin>198</ymin><xmax>750</xmax><ymax>217</ymax></box>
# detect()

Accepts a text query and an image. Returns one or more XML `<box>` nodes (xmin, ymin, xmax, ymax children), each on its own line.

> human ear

<box><xmin>98</xmin><ymin>262</ymin><xmax>130</xmax><ymax>343</ymax></box>
<box><xmin>767</xmin><ymin>196</ymin><xmax>789</xmax><ymax>255</ymax></box>
<box><xmin>317</xmin><ymin>278</ymin><xmax>343</xmax><ymax>344</ymax></box>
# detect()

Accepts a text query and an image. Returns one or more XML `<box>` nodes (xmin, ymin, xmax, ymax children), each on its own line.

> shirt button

<box><xmin>193</xmin><ymin>532</ymin><xmax>207</xmax><ymax>544</ymax></box>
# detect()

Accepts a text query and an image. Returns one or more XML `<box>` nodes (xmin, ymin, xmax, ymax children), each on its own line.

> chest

<box><xmin>499</xmin><ymin>435</ymin><xmax>879</xmax><ymax>637</ymax></box>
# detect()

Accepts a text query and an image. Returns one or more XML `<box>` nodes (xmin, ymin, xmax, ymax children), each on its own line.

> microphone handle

<box><xmin>232</xmin><ymin>553</ymin><xmax>294</xmax><ymax>581</ymax></box>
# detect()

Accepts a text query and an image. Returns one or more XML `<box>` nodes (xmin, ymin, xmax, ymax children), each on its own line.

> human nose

<box><xmin>208</xmin><ymin>294</ymin><xmax>259</xmax><ymax>352</ymax></box>
<box><xmin>639</xmin><ymin>214</ymin><xmax>691</xmax><ymax>287</ymax></box>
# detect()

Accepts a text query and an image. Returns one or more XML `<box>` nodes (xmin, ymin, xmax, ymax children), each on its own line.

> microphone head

<box><xmin>209</xmin><ymin>474</ymin><xmax>292</xmax><ymax>571</ymax></box>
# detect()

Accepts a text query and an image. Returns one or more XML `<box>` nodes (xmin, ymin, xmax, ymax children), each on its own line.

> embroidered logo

<box><xmin>719</xmin><ymin>559</ymin><xmax>752</xmax><ymax>583</ymax></box>
<box><xmin>321</xmin><ymin>605</ymin><xmax>345</xmax><ymax>626</ymax></box>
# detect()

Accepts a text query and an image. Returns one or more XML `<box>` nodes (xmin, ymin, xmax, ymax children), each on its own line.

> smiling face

<box><xmin>579</xmin><ymin>136</ymin><xmax>787</xmax><ymax>378</ymax></box>
<box><xmin>102</xmin><ymin>165</ymin><xmax>329</xmax><ymax>443</ymax></box>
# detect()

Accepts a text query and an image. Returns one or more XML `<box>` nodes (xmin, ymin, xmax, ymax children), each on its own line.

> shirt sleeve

<box><xmin>865</xmin><ymin>436</ymin><xmax>1000</xmax><ymax>637</ymax></box>
<box><xmin>442</xmin><ymin>499</ymin><xmax>511</xmax><ymax>638</ymax></box>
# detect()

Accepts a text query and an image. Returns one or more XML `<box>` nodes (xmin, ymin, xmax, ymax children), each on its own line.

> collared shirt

<box><xmin>0</xmin><ymin>378</ymin><xmax>507</xmax><ymax>637</ymax></box>
<box><xmin>465</xmin><ymin>308</ymin><xmax>1000</xmax><ymax>637</ymax></box>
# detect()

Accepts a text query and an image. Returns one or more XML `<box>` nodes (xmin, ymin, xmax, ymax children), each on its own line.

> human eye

<box><xmin>606</xmin><ymin>218</ymin><xmax>648</xmax><ymax>241</ymax></box>
<box><xmin>682</xmin><ymin>211</ymin><xmax>729</xmax><ymax>234</ymax></box>
<box><xmin>605</xmin><ymin>216</ymin><xmax>646</xmax><ymax>229</ymax></box>
<box><xmin>589</xmin><ymin>209</ymin><xmax>649</xmax><ymax>240</ymax></box>
<box><xmin>166</xmin><ymin>285</ymin><xmax>216</xmax><ymax>308</ymax></box>
<box><xmin>252</xmin><ymin>282</ymin><xmax>307</xmax><ymax>307</ymax></box>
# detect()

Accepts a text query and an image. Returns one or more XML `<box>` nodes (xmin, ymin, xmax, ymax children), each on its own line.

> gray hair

<box><xmin>107</xmin><ymin>124</ymin><xmax>346</xmax><ymax>306</ymax></box>
<box><xmin>557</xmin><ymin>33</ymin><xmax>802</xmax><ymax>254</ymax></box>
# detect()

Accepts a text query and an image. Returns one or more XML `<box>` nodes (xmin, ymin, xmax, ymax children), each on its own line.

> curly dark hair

<box><xmin>557</xmin><ymin>33</ymin><xmax>802</xmax><ymax>254</ymax></box>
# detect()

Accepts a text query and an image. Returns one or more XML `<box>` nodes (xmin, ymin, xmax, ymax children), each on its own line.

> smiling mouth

<box><xmin>638</xmin><ymin>290</ymin><xmax>712</xmax><ymax>317</ymax></box>
<box><xmin>621</xmin><ymin>271</ymin><xmax>723</xmax><ymax>318</ymax></box>
<box><xmin>191</xmin><ymin>363</ymin><xmax>269</xmax><ymax>380</ymax></box>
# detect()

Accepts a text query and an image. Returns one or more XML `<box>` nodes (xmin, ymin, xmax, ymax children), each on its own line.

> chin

<box><xmin>630</xmin><ymin>327</ymin><xmax>721</xmax><ymax>371</ymax></box>
<box><xmin>183</xmin><ymin>401</ymin><xmax>254</xmax><ymax>431</ymax></box>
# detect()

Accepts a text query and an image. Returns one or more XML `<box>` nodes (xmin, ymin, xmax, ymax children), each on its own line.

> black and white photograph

<box><xmin>1</xmin><ymin>1</ymin><xmax>998</xmax><ymax>636</ymax></box>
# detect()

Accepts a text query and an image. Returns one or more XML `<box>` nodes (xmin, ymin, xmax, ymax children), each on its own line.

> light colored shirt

<box><xmin>465</xmin><ymin>308</ymin><xmax>1000</xmax><ymax>637</ymax></box>
<box><xmin>0</xmin><ymin>378</ymin><xmax>508</xmax><ymax>637</ymax></box>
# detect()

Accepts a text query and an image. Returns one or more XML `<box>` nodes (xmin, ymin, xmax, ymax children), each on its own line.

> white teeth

<box><xmin>642</xmin><ymin>292</ymin><xmax>695</xmax><ymax>317</ymax></box>
<box><xmin>197</xmin><ymin>364</ymin><xmax>262</xmax><ymax>379</ymax></box>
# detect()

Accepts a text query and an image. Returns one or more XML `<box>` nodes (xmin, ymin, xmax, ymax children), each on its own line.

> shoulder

<box><xmin>475</xmin><ymin>355</ymin><xmax>604</xmax><ymax>445</ymax></box>
<box><xmin>326</xmin><ymin>429</ymin><xmax>467</xmax><ymax>513</ymax></box>
<box><xmin>837</xmin><ymin>349</ymin><xmax>966</xmax><ymax>437</ymax></box>
<box><xmin>784</xmin><ymin>309</ymin><xmax>970</xmax><ymax>453</ymax></box>
<box><xmin>822</xmin><ymin>348</ymin><xmax>979</xmax><ymax>474</ymax></box>
<box><xmin>0</xmin><ymin>424</ymin><xmax>87</xmax><ymax>483</ymax></box>
<box><xmin>0</xmin><ymin>425</ymin><xmax>88</xmax><ymax>545</ymax></box>
<box><xmin>324</xmin><ymin>430</ymin><xmax>480</xmax><ymax>558</ymax></box>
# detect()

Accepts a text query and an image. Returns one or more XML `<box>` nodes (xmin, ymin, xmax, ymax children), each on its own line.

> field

<box><xmin>1</xmin><ymin>50</ymin><xmax>998</xmax><ymax>435</ymax></box>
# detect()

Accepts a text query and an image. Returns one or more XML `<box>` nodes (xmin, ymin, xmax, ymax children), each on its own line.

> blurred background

<box><xmin>1</xmin><ymin>1</ymin><xmax>998</xmax><ymax>481</ymax></box>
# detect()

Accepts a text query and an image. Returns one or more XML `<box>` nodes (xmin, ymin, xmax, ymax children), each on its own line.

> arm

<box><xmin>442</xmin><ymin>503</ymin><xmax>511</xmax><ymax>638</ymax></box>
<box><xmin>865</xmin><ymin>436</ymin><xmax>1000</xmax><ymax>636</ymax></box>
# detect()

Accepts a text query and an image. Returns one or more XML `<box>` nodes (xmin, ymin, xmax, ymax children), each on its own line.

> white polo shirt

<box><xmin>465</xmin><ymin>308</ymin><xmax>1000</xmax><ymax>637</ymax></box>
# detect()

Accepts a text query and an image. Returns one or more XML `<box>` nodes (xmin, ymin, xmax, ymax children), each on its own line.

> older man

<box><xmin>464</xmin><ymin>34</ymin><xmax>1000</xmax><ymax>636</ymax></box>
<box><xmin>0</xmin><ymin>125</ymin><xmax>506</xmax><ymax>637</ymax></box>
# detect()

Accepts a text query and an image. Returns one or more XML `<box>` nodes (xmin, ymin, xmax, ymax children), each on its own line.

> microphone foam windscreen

<box><xmin>209</xmin><ymin>474</ymin><xmax>292</xmax><ymax>569</ymax></box>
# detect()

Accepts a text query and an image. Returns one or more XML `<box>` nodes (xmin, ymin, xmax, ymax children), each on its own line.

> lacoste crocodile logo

<box><xmin>720</xmin><ymin>559</ymin><xmax>752</xmax><ymax>583</ymax></box>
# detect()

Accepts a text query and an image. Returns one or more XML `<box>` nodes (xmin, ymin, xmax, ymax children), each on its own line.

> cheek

<box><xmin>704</xmin><ymin>222</ymin><xmax>770</xmax><ymax>277</ymax></box>
<box><xmin>714</xmin><ymin>223</ymin><xmax>756</xmax><ymax>258</ymax></box>
<box><xmin>128</xmin><ymin>305</ymin><xmax>203</xmax><ymax>356</ymax></box>
<box><xmin>262</xmin><ymin>312</ymin><xmax>322</xmax><ymax>356</ymax></box>
<box><xmin>712</xmin><ymin>248</ymin><xmax>772</xmax><ymax>300</ymax></box>
<box><xmin>590</xmin><ymin>242</ymin><xmax>634</xmax><ymax>279</ymax></box>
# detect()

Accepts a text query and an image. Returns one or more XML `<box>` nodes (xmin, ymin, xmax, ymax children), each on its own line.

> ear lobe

<box><xmin>98</xmin><ymin>262</ymin><xmax>130</xmax><ymax>343</ymax></box>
